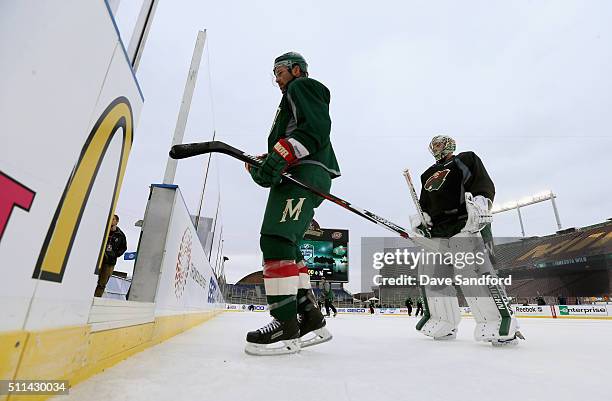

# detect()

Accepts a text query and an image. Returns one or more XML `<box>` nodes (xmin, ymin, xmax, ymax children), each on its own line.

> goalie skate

<box><xmin>491</xmin><ymin>331</ymin><xmax>525</xmax><ymax>347</ymax></box>
<box><xmin>433</xmin><ymin>328</ymin><xmax>458</xmax><ymax>341</ymax></box>
<box><xmin>244</xmin><ymin>318</ymin><xmax>300</xmax><ymax>356</ymax></box>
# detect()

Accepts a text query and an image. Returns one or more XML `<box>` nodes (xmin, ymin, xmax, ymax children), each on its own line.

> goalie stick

<box><xmin>402</xmin><ymin>168</ymin><xmax>431</xmax><ymax>237</ymax></box>
<box><xmin>170</xmin><ymin>141</ymin><xmax>439</xmax><ymax>250</ymax></box>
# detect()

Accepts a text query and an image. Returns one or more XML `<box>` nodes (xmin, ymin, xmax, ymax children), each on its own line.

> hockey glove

<box><xmin>462</xmin><ymin>193</ymin><xmax>493</xmax><ymax>233</ymax></box>
<box><xmin>256</xmin><ymin>139</ymin><xmax>298</xmax><ymax>187</ymax></box>
<box><xmin>245</xmin><ymin>155</ymin><xmax>271</xmax><ymax>188</ymax></box>
<box><xmin>248</xmin><ymin>165</ymin><xmax>272</xmax><ymax>188</ymax></box>
<box><xmin>409</xmin><ymin>212</ymin><xmax>432</xmax><ymax>237</ymax></box>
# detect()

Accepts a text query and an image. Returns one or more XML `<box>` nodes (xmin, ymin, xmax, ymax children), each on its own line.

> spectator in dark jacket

<box><xmin>405</xmin><ymin>297</ymin><xmax>413</xmax><ymax>316</ymax></box>
<box><xmin>95</xmin><ymin>214</ymin><xmax>127</xmax><ymax>297</ymax></box>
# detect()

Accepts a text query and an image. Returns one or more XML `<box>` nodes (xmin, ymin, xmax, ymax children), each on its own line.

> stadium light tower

<box><xmin>491</xmin><ymin>190</ymin><xmax>562</xmax><ymax>237</ymax></box>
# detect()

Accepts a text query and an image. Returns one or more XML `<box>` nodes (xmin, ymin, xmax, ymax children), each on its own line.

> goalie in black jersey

<box><xmin>409</xmin><ymin>135</ymin><xmax>524</xmax><ymax>346</ymax></box>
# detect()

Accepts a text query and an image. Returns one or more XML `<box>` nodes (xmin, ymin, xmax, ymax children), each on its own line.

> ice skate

<box><xmin>491</xmin><ymin>331</ymin><xmax>525</xmax><ymax>347</ymax></box>
<box><xmin>434</xmin><ymin>328</ymin><xmax>458</xmax><ymax>341</ymax></box>
<box><xmin>298</xmin><ymin>306</ymin><xmax>333</xmax><ymax>348</ymax></box>
<box><xmin>245</xmin><ymin>318</ymin><xmax>300</xmax><ymax>356</ymax></box>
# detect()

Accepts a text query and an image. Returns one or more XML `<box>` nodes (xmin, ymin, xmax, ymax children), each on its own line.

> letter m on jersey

<box><xmin>280</xmin><ymin>198</ymin><xmax>306</xmax><ymax>222</ymax></box>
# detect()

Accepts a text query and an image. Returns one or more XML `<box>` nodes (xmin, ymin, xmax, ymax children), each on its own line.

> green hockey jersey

<box><xmin>267</xmin><ymin>77</ymin><xmax>340</xmax><ymax>178</ymax></box>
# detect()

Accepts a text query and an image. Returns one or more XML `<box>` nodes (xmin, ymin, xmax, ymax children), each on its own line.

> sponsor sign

<box><xmin>511</xmin><ymin>305</ymin><xmax>554</xmax><ymax>317</ymax></box>
<box><xmin>225</xmin><ymin>304</ymin><xmax>267</xmax><ymax>311</ymax></box>
<box><xmin>557</xmin><ymin>305</ymin><xmax>608</xmax><ymax>317</ymax></box>
<box><xmin>154</xmin><ymin>188</ymin><xmax>223</xmax><ymax>313</ymax></box>
<box><xmin>336</xmin><ymin>308</ymin><xmax>368</xmax><ymax>314</ymax></box>
<box><xmin>376</xmin><ymin>308</ymin><xmax>407</xmax><ymax>315</ymax></box>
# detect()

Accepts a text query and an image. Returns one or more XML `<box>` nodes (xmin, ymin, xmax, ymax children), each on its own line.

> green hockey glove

<box><xmin>256</xmin><ymin>139</ymin><xmax>298</xmax><ymax>187</ymax></box>
<box><xmin>245</xmin><ymin>154</ymin><xmax>270</xmax><ymax>188</ymax></box>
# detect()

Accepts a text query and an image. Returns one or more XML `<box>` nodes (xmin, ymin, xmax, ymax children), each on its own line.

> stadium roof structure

<box><xmin>236</xmin><ymin>271</ymin><xmax>264</xmax><ymax>285</ymax></box>
<box><xmin>496</xmin><ymin>219</ymin><xmax>612</xmax><ymax>270</ymax></box>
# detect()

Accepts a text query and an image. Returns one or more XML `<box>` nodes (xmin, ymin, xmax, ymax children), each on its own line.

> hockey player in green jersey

<box><xmin>320</xmin><ymin>277</ymin><xmax>337</xmax><ymax>317</ymax></box>
<box><xmin>409</xmin><ymin>135</ymin><xmax>523</xmax><ymax>346</ymax></box>
<box><xmin>244</xmin><ymin>52</ymin><xmax>340</xmax><ymax>355</ymax></box>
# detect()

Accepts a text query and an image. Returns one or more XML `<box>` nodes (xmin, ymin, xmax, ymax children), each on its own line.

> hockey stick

<box><xmin>170</xmin><ymin>141</ymin><xmax>438</xmax><ymax>250</ymax></box>
<box><xmin>402</xmin><ymin>168</ymin><xmax>431</xmax><ymax>237</ymax></box>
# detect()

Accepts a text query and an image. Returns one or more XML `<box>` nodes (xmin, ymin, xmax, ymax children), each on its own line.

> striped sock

<box><xmin>264</xmin><ymin>260</ymin><xmax>298</xmax><ymax>321</ymax></box>
<box><xmin>296</xmin><ymin>260</ymin><xmax>315</xmax><ymax>313</ymax></box>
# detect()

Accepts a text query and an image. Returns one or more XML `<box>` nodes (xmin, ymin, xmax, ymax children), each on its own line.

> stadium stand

<box><xmin>226</xmin><ymin>270</ymin><xmax>354</xmax><ymax>306</ymax></box>
<box><xmin>496</xmin><ymin>219</ymin><xmax>612</xmax><ymax>304</ymax></box>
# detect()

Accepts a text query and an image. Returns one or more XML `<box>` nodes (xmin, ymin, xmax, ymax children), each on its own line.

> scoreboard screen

<box><xmin>299</xmin><ymin>224</ymin><xmax>348</xmax><ymax>282</ymax></box>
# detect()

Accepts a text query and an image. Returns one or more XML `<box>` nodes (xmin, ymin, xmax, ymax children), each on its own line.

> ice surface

<box><xmin>53</xmin><ymin>313</ymin><xmax>610</xmax><ymax>401</ymax></box>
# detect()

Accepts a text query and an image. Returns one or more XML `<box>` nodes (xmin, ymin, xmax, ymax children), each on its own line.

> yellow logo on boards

<box><xmin>33</xmin><ymin>97</ymin><xmax>133</xmax><ymax>283</ymax></box>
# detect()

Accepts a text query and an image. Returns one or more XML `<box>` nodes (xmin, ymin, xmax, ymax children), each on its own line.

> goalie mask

<box><xmin>429</xmin><ymin>135</ymin><xmax>456</xmax><ymax>162</ymax></box>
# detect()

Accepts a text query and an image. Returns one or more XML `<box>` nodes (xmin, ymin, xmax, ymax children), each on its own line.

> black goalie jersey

<box><xmin>419</xmin><ymin>151</ymin><xmax>495</xmax><ymax>231</ymax></box>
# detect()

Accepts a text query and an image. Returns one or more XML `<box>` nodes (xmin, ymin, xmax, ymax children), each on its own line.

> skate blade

<box><xmin>299</xmin><ymin>327</ymin><xmax>333</xmax><ymax>348</ymax></box>
<box><xmin>491</xmin><ymin>330</ymin><xmax>525</xmax><ymax>347</ymax></box>
<box><xmin>433</xmin><ymin>332</ymin><xmax>457</xmax><ymax>341</ymax></box>
<box><xmin>491</xmin><ymin>339</ymin><xmax>519</xmax><ymax>347</ymax></box>
<box><xmin>244</xmin><ymin>339</ymin><xmax>300</xmax><ymax>356</ymax></box>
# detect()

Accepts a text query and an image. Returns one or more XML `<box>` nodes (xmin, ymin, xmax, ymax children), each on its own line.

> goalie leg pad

<box><xmin>450</xmin><ymin>233</ymin><xmax>521</xmax><ymax>343</ymax></box>
<box><xmin>464</xmin><ymin>295</ymin><xmax>520</xmax><ymax>342</ymax></box>
<box><xmin>418</xmin><ymin>295</ymin><xmax>461</xmax><ymax>339</ymax></box>
<box><xmin>416</xmin><ymin>243</ymin><xmax>461</xmax><ymax>339</ymax></box>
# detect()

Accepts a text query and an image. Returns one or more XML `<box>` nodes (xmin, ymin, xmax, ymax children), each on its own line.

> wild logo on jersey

<box><xmin>424</xmin><ymin>169</ymin><xmax>450</xmax><ymax>191</ymax></box>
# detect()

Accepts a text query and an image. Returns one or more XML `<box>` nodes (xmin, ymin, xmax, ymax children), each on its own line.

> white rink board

<box><xmin>0</xmin><ymin>1</ymin><xmax>143</xmax><ymax>331</ymax></box>
<box><xmin>225</xmin><ymin>304</ymin><xmax>612</xmax><ymax>318</ymax></box>
<box><xmin>154</xmin><ymin>188</ymin><xmax>224</xmax><ymax>316</ymax></box>
<box><xmin>24</xmin><ymin>46</ymin><xmax>144</xmax><ymax>331</ymax></box>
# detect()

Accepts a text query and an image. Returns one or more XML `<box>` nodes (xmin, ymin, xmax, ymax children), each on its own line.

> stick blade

<box><xmin>169</xmin><ymin>141</ymin><xmax>232</xmax><ymax>159</ymax></box>
<box><xmin>169</xmin><ymin>142</ymin><xmax>210</xmax><ymax>159</ymax></box>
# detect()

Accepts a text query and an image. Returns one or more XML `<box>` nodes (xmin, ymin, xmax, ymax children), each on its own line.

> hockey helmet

<box><xmin>273</xmin><ymin>52</ymin><xmax>308</xmax><ymax>75</ymax></box>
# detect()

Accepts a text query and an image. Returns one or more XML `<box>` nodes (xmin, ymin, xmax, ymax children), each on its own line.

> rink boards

<box><xmin>0</xmin><ymin>3</ymin><xmax>224</xmax><ymax>401</ymax></box>
<box><xmin>226</xmin><ymin>303</ymin><xmax>612</xmax><ymax>319</ymax></box>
